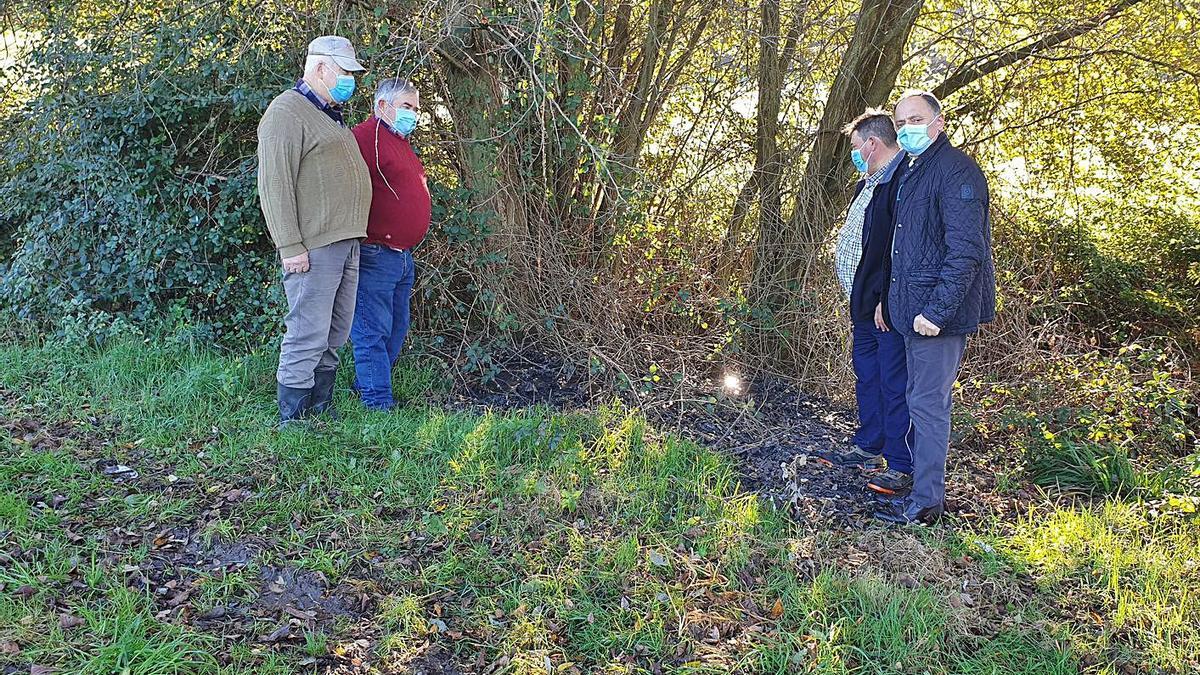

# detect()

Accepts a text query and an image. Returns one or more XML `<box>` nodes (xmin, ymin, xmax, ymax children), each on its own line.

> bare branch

<box><xmin>932</xmin><ymin>0</ymin><xmax>1147</xmax><ymax>99</ymax></box>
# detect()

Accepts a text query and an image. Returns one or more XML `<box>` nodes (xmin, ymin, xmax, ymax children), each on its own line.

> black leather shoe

<box><xmin>310</xmin><ymin>368</ymin><xmax>338</xmax><ymax>420</ymax></box>
<box><xmin>277</xmin><ymin>383</ymin><xmax>313</xmax><ymax>429</ymax></box>
<box><xmin>873</xmin><ymin>498</ymin><xmax>944</xmax><ymax>525</ymax></box>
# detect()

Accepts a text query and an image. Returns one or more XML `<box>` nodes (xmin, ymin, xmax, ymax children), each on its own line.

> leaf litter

<box><xmin>0</xmin><ymin>369</ymin><xmax>1059</xmax><ymax>674</ymax></box>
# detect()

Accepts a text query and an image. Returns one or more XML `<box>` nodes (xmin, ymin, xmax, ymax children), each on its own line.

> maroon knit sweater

<box><xmin>351</xmin><ymin>116</ymin><xmax>431</xmax><ymax>250</ymax></box>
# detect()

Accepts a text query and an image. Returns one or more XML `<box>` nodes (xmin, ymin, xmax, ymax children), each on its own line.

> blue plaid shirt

<box><xmin>292</xmin><ymin>80</ymin><xmax>344</xmax><ymax>126</ymax></box>
<box><xmin>834</xmin><ymin>164</ymin><xmax>887</xmax><ymax>297</ymax></box>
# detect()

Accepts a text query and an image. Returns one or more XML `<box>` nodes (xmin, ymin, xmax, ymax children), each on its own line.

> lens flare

<box><xmin>722</xmin><ymin>372</ymin><xmax>741</xmax><ymax>394</ymax></box>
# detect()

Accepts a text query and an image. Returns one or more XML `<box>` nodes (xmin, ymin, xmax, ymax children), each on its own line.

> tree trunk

<box><xmin>754</xmin><ymin>0</ymin><xmax>784</xmax><ymax>275</ymax></box>
<box><xmin>747</xmin><ymin>0</ymin><xmax>922</xmax><ymax>355</ymax></box>
<box><xmin>719</xmin><ymin>0</ymin><xmax>810</xmax><ymax>279</ymax></box>
<box><xmin>438</xmin><ymin>3</ymin><xmax>530</xmax><ymax>249</ymax></box>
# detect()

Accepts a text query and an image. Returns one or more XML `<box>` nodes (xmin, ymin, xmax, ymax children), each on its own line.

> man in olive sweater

<box><xmin>257</xmin><ymin>35</ymin><xmax>372</xmax><ymax>426</ymax></box>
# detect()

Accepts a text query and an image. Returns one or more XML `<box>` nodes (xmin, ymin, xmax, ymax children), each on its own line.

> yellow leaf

<box><xmin>770</xmin><ymin>598</ymin><xmax>784</xmax><ymax>619</ymax></box>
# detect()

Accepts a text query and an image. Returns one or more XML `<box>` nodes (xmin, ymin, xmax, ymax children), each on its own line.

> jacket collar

<box><xmin>906</xmin><ymin>131</ymin><xmax>950</xmax><ymax>168</ymax></box>
<box><xmin>293</xmin><ymin>80</ymin><xmax>344</xmax><ymax>126</ymax></box>
<box><xmin>876</xmin><ymin>149</ymin><xmax>905</xmax><ymax>184</ymax></box>
<box><xmin>854</xmin><ymin>148</ymin><xmax>905</xmax><ymax>191</ymax></box>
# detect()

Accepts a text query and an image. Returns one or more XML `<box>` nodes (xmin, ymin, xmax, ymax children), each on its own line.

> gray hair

<box><xmin>374</xmin><ymin>78</ymin><xmax>418</xmax><ymax>108</ymax></box>
<box><xmin>304</xmin><ymin>54</ymin><xmax>334</xmax><ymax>77</ymax></box>
<box><xmin>897</xmin><ymin>89</ymin><xmax>943</xmax><ymax>116</ymax></box>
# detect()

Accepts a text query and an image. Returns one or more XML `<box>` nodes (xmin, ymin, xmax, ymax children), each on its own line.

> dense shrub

<box><xmin>0</xmin><ymin>7</ymin><xmax>298</xmax><ymax>344</ymax></box>
<box><xmin>962</xmin><ymin>346</ymin><xmax>1197</xmax><ymax>496</ymax></box>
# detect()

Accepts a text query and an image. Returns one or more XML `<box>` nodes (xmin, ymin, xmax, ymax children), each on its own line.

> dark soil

<box><xmin>445</xmin><ymin>350</ymin><xmax>1028</xmax><ymax>529</ymax></box>
<box><xmin>445</xmin><ymin>349</ymin><xmax>594</xmax><ymax>410</ymax></box>
<box><xmin>444</xmin><ymin>351</ymin><xmax>902</xmax><ymax>528</ymax></box>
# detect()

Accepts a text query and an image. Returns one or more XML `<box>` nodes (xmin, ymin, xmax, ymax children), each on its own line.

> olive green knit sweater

<box><xmin>256</xmin><ymin>90</ymin><xmax>371</xmax><ymax>259</ymax></box>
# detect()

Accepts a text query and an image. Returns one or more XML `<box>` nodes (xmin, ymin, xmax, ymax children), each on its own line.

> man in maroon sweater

<box><xmin>349</xmin><ymin>78</ymin><xmax>431</xmax><ymax>410</ymax></box>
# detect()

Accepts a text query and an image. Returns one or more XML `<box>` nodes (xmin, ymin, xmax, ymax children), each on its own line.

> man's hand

<box><xmin>913</xmin><ymin>314</ymin><xmax>941</xmax><ymax>337</ymax></box>
<box><xmin>874</xmin><ymin>303</ymin><xmax>889</xmax><ymax>332</ymax></box>
<box><xmin>282</xmin><ymin>251</ymin><xmax>310</xmax><ymax>274</ymax></box>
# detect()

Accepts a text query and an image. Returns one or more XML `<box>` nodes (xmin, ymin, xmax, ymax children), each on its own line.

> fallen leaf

<box><xmin>222</xmin><ymin>488</ymin><xmax>251</xmax><ymax>503</ymax></box>
<box><xmin>197</xmin><ymin>607</ymin><xmax>227</xmax><ymax>620</ymax></box>
<box><xmin>16</xmin><ymin>585</ymin><xmax>35</xmax><ymax>600</ymax></box>
<box><xmin>648</xmin><ymin>550</ymin><xmax>668</xmax><ymax>567</ymax></box>
<box><xmin>259</xmin><ymin>623</ymin><xmax>291</xmax><ymax>643</ymax></box>
<box><xmin>31</xmin><ymin>665</ymin><xmax>56</xmax><ymax>675</ymax></box>
<box><xmin>58</xmin><ymin>613</ymin><xmax>85</xmax><ymax>629</ymax></box>
<box><xmin>166</xmin><ymin>589</ymin><xmax>192</xmax><ymax>608</ymax></box>
<box><xmin>102</xmin><ymin>464</ymin><xmax>139</xmax><ymax>480</ymax></box>
<box><xmin>0</xmin><ymin>639</ymin><xmax>19</xmax><ymax>655</ymax></box>
<box><xmin>769</xmin><ymin>599</ymin><xmax>784</xmax><ymax>619</ymax></box>
<box><xmin>284</xmin><ymin>606</ymin><xmax>315</xmax><ymax>621</ymax></box>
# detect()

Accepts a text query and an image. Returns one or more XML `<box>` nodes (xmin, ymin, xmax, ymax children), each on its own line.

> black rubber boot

<box><xmin>277</xmin><ymin>383</ymin><xmax>313</xmax><ymax>429</ymax></box>
<box><xmin>310</xmin><ymin>368</ymin><xmax>338</xmax><ymax>420</ymax></box>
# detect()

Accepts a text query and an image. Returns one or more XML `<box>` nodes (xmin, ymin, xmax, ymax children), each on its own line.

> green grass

<box><xmin>1000</xmin><ymin>502</ymin><xmax>1200</xmax><ymax>673</ymax></box>
<box><xmin>0</xmin><ymin>336</ymin><xmax>1168</xmax><ymax>673</ymax></box>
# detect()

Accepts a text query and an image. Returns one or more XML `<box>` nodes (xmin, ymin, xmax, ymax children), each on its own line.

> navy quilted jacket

<box><xmin>884</xmin><ymin>133</ymin><xmax>996</xmax><ymax>338</ymax></box>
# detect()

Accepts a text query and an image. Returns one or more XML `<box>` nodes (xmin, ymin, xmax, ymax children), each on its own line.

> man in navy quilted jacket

<box><xmin>874</xmin><ymin>91</ymin><xmax>996</xmax><ymax>525</ymax></box>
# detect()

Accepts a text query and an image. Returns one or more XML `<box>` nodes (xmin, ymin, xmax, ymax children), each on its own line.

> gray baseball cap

<box><xmin>307</xmin><ymin>35</ymin><xmax>366</xmax><ymax>72</ymax></box>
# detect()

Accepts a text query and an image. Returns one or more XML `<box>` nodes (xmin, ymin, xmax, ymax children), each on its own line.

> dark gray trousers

<box><xmin>904</xmin><ymin>333</ymin><xmax>968</xmax><ymax>509</ymax></box>
<box><xmin>277</xmin><ymin>239</ymin><xmax>360</xmax><ymax>389</ymax></box>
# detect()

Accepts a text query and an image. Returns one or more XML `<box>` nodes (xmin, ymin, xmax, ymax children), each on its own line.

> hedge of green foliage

<box><xmin>0</xmin><ymin>7</ymin><xmax>298</xmax><ymax>343</ymax></box>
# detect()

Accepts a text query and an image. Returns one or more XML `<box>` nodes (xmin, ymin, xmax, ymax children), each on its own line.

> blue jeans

<box><xmin>851</xmin><ymin>320</ymin><xmax>914</xmax><ymax>474</ymax></box>
<box><xmin>350</xmin><ymin>244</ymin><xmax>415</xmax><ymax>409</ymax></box>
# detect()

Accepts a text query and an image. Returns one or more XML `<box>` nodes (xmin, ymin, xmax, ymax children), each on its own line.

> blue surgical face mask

<box><xmin>328</xmin><ymin>74</ymin><xmax>356</xmax><ymax>104</ymax></box>
<box><xmin>391</xmin><ymin>108</ymin><xmax>418</xmax><ymax>137</ymax></box>
<box><xmin>851</xmin><ymin>142</ymin><xmax>873</xmax><ymax>173</ymax></box>
<box><xmin>897</xmin><ymin>122</ymin><xmax>935</xmax><ymax>155</ymax></box>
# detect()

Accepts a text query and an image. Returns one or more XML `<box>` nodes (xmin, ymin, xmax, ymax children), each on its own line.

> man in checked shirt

<box><xmin>817</xmin><ymin>109</ymin><xmax>915</xmax><ymax>498</ymax></box>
